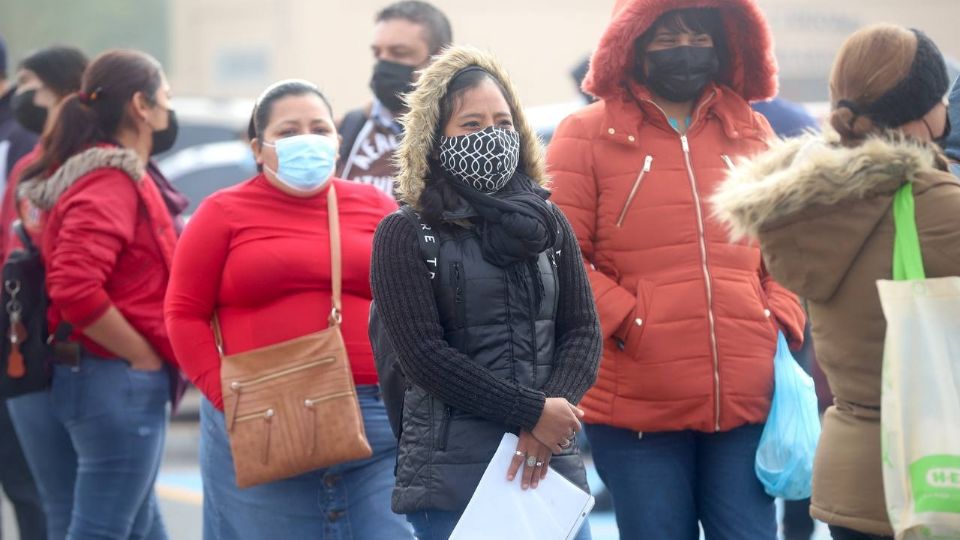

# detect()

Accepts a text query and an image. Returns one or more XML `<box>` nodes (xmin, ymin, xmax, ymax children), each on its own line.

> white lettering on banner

<box><xmin>926</xmin><ymin>468</ymin><xmax>960</xmax><ymax>489</ymax></box>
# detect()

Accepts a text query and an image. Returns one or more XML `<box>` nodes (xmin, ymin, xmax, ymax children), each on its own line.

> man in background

<box><xmin>336</xmin><ymin>0</ymin><xmax>452</xmax><ymax>197</ymax></box>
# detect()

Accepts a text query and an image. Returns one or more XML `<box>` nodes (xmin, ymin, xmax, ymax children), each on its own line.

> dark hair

<box><xmin>249</xmin><ymin>80</ymin><xmax>334</xmax><ymax>172</ymax></box>
<box><xmin>23</xmin><ymin>49</ymin><xmax>163</xmax><ymax>181</ymax></box>
<box><xmin>20</xmin><ymin>46</ymin><xmax>88</xmax><ymax>97</ymax></box>
<box><xmin>251</xmin><ymin>80</ymin><xmax>333</xmax><ymax>143</ymax></box>
<box><xmin>376</xmin><ymin>1</ymin><xmax>453</xmax><ymax>56</ymax></box>
<box><xmin>420</xmin><ymin>67</ymin><xmax>516</xmax><ymax>222</ymax></box>
<box><xmin>633</xmin><ymin>8</ymin><xmax>730</xmax><ymax>86</ymax></box>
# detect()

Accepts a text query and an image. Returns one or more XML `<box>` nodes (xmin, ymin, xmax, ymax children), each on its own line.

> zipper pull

<box><xmin>721</xmin><ymin>154</ymin><xmax>735</xmax><ymax>170</ymax></box>
<box><xmin>261</xmin><ymin>409</ymin><xmax>275</xmax><ymax>465</ymax></box>
<box><xmin>642</xmin><ymin>155</ymin><xmax>653</xmax><ymax>172</ymax></box>
<box><xmin>680</xmin><ymin>135</ymin><xmax>690</xmax><ymax>153</ymax></box>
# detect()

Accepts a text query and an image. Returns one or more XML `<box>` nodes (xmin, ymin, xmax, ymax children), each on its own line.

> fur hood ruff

<box><xmin>712</xmin><ymin>132</ymin><xmax>942</xmax><ymax>240</ymax></box>
<box><xmin>395</xmin><ymin>46</ymin><xmax>547</xmax><ymax>210</ymax></box>
<box><xmin>19</xmin><ymin>147</ymin><xmax>144</xmax><ymax>210</ymax></box>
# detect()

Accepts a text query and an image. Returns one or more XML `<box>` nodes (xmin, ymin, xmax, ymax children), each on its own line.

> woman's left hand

<box><xmin>507</xmin><ymin>430</ymin><xmax>552</xmax><ymax>490</ymax></box>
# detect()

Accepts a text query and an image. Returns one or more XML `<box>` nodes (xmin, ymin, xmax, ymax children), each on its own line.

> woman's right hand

<box><xmin>531</xmin><ymin>397</ymin><xmax>584</xmax><ymax>453</ymax></box>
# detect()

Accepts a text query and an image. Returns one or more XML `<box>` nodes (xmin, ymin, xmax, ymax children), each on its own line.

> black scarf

<box><xmin>446</xmin><ymin>172</ymin><xmax>560</xmax><ymax>315</ymax></box>
<box><xmin>447</xmin><ymin>172</ymin><xmax>559</xmax><ymax>267</ymax></box>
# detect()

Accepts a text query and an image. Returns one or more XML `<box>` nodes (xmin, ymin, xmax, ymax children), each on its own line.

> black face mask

<box><xmin>151</xmin><ymin>108</ymin><xmax>179</xmax><ymax>156</ymax></box>
<box><xmin>12</xmin><ymin>89</ymin><xmax>48</xmax><ymax>134</ymax></box>
<box><xmin>636</xmin><ymin>45</ymin><xmax>720</xmax><ymax>103</ymax></box>
<box><xmin>370</xmin><ymin>59</ymin><xmax>416</xmax><ymax>114</ymax></box>
<box><xmin>931</xmin><ymin>114</ymin><xmax>952</xmax><ymax>150</ymax></box>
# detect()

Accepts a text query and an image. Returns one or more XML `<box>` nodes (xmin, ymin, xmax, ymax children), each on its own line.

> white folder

<box><xmin>450</xmin><ymin>433</ymin><xmax>595</xmax><ymax>540</ymax></box>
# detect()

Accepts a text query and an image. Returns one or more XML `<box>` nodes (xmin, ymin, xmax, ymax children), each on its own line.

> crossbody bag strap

<box><xmin>327</xmin><ymin>183</ymin><xmax>342</xmax><ymax>326</ymax></box>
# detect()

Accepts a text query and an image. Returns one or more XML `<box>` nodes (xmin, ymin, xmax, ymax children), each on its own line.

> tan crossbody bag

<box><xmin>214</xmin><ymin>183</ymin><xmax>372</xmax><ymax>488</ymax></box>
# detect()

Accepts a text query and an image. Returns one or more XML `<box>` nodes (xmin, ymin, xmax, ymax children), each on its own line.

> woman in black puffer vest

<box><xmin>370</xmin><ymin>46</ymin><xmax>601</xmax><ymax>540</ymax></box>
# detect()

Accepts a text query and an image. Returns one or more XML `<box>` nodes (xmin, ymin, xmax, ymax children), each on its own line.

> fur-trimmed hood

<box><xmin>394</xmin><ymin>46</ymin><xmax>546</xmax><ymax>209</ymax></box>
<box><xmin>583</xmin><ymin>0</ymin><xmax>778</xmax><ymax>103</ymax></box>
<box><xmin>713</xmin><ymin>132</ymin><xmax>940</xmax><ymax>240</ymax></box>
<box><xmin>713</xmin><ymin>132</ymin><xmax>949</xmax><ymax>301</ymax></box>
<box><xmin>19</xmin><ymin>146</ymin><xmax>144</xmax><ymax>210</ymax></box>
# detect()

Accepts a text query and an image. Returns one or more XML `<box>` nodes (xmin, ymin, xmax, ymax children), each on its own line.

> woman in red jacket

<box><xmin>547</xmin><ymin>1</ymin><xmax>806</xmax><ymax>538</ymax></box>
<box><xmin>164</xmin><ymin>80</ymin><xmax>412</xmax><ymax>540</ymax></box>
<box><xmin>15</xmin><ymin>49</ymin><xmax>179</xmax><ymax>539</ymax></box>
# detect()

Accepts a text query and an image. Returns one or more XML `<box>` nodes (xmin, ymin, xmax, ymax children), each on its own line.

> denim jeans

<box><xmin>6</xmin><ymin>356</ymin><xmax>170</xmax><ymax>540</ymax></box>
<box><xmin>585</xmin><ymin>422</ymin><xmax>775</xmax><ymax>540</ymax></box>
<box><xmin>0</xmin><ymin>399</ymin><xmax>46</xmax><ymax>540</ymax></box>
<box><xmin>407</xmin><ymin>509</ymin><xmax>593</xmax><ymax>540</ymax></box>
<box><xmin>200</xmin><ymin>384</ymin><xmax>413</xmax><ymax>540</ymax></box>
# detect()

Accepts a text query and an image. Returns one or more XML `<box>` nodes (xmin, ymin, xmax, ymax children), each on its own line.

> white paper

<box><xmin>450</xmin><ymin>433</ymin><xmax>595</xmax><ymax>540</ymax></box>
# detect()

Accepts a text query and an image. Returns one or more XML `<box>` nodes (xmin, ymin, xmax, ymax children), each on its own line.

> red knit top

<box><xmin>164</xmin><ymin>175</ymin><xmax>396</xmax><ymax>409</ymax></box>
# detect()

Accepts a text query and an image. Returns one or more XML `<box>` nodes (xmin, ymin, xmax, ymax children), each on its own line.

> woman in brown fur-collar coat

<box><xmin>715</xmin><ymin>25</ymin><xmax>960</xmax><ymax>540</ymax></box>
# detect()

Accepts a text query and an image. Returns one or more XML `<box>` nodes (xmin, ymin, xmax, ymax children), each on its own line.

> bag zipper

<box><xmin>232</xmin><ymin>408</ymin><xmax>276</xmax><ymax>464</ymax></box>
<box><xmin>229</xmin><ymin>357</ymin><xmax>335</xmax><ymax>391</ymax></box>
<box><xmin>227</xmin><ymin>357</ymin><xmax>336</xmax><ymax>431</ymax></box>
<box><xmin>616</xmin><ymin>155</ymin><xmax>654</xmax><ymax>228</ymax></box>
<box><xmin>304</xmin><ymin>390</ymin><xmax>357</xmax><ymax>455</ymax></box>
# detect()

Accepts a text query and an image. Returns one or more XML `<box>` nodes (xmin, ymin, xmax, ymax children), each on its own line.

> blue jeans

<box><xmin>585</xmin><ymin>423</ymin><xmax>775</xmax><ymax>540</ymax></box>
<box><xmin>407</xmin><ymin>509</ymin><xmax>593</xmax><ymax>539</ymax></box>
<box><xmin>7</xmin><ymin>356</ymin><xmax>170</xmax><ymax>540</ymax></box>
<box><xmin>0</xmin><ymin>398</ymin><xmax>46</xmax><ymax>539</ymax></box>
<box><xmin>200</xmin><ymin>384</ymin><xmax>412</xmax><ymax>540</ymax></box>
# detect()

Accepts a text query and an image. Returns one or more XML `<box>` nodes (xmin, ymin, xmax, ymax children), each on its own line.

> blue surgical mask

<box><xmin>263</xmin><ymin>134</ymin><xmax>337</xmax><ymax>191</ymax></box>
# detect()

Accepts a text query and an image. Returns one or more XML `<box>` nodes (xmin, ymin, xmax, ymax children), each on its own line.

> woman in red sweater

<box><xmin>15</xmin><ymin>50</ymin><xmax>179</xmax><ymax>539</ymax></box>
<box><xmin>164</xmin><ymin>80</ymin><xmax>412</xmax><ymax>539</ymax></box>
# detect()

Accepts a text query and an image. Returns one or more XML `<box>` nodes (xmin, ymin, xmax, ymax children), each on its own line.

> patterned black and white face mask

<box><xmin>438</xmin><ymin>126</ymin><xmax>521</xmax><ymax>194</ymax></box>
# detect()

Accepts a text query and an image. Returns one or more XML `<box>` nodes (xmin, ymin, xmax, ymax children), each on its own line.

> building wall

<box><xmin>169</xmin><ymin>0</ymin><xmax>960</xmax><ymax>112</ymax></box>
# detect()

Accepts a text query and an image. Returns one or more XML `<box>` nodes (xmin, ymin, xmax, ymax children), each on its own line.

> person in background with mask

<box><xmin>336</xmin><ymin>0</ymin><xmax>452</xmax><ymax>198</ymax></box>
<box><xmin>165</xmin><ymin>80</ymin><xmax>411</xmax><ymax>540</ymax></box>
<box><xmin>0</xmin><ymin>44</ymin><xmax>87</xmax><ymax>540</ymax></box>
<box><xmin>14</xmin><ymin>49</ymin><xmax>180</xmax><ymax>539</ymax></box>
<box><xmin>371</xmin><ymin>46</ymin><xmax>601</xmax><ymax>539</ymax></box>
<box><xmin>0</xmin><ymin>36</ymin><xmax>37</xmax><ymax>203</ymax></box>
<box><xmin>547</xmin><ymin>1</ymin><xmax>806</xmax><ymax>538</ymax></box>
<box><xmin>945</xmin><ymin>75</ymin><xmax>959</xmax><ymax>176</ymax></box>
<box><xmin>0</xmin><ymin>35</ymin><xmax>46</xmax><ymax>540</ymax></box>
<box><xmin>715</xmin><ymin>25</ymin><xmax>960</xmax><ymax>540</ymax></box>
<box><xmin>0</xmin><ymin>46</ymin><xmax>88</xmax><ymax>259</ymax></box>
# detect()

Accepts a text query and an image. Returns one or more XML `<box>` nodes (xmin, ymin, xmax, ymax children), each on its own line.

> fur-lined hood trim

<box><xmin>395</xmin><ymin>46</ymin><xmax>547</xmax><ymax>209</ymax></box>
<box><xmin>584</xmin><ymin>0</ymin><xmax>778</xmax><ymax>103</ymax></box>
<box><xmin>712</xmin><ymin>131</ymin><xmax>941</xmax><ymax>240</ymax></box>
<box><xmin>19</xmin><ymin>147</ymin><xmax>144</xmax><ymax>210</ymax></box>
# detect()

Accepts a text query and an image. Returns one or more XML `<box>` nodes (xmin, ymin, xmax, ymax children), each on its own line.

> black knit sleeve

<box><xmin>370</xmin><ymin>212</ymin><xmax>547</xmax><ymax>431</ymax></box>
<box><xmin>541</xmin><ymin>211</ymin><xmax>601</xmax><ymax>403</ymax></box>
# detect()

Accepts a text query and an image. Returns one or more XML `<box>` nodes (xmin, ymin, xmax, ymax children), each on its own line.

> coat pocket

<box><xmin>750</xmin><ymin>278</ymin><xmax>779</xmax><ymax>339</ymax></box>
<box><xmin>618</xmin><ymin>280</ymin><xmax>656</xmax><ymax>359</ymax></box>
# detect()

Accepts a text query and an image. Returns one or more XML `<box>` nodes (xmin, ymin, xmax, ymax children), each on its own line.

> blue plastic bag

<box><xmin>755</xmin><ymin>331</ymin><xmax>821</xmax><ymax>500</ymax></box>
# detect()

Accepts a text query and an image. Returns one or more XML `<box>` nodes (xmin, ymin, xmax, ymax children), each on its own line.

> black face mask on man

<box><xmin>150</xmin><ymin>108</ymin><xmax>179</xmax><ymax>156</ymax></box>
<box><xmin>12</xmin><ymin>89</ymin><xmax>48</xmax><ymax>134</ymax></box>
<box><xmin>634</xmin><ymin>44</ymin><xmax>720</xmax><ymax>103</ymax></box>
<box><xmin>370</xmin><ymin>60</ymin><xmax>416</xmax><ymax>114</ymax></box>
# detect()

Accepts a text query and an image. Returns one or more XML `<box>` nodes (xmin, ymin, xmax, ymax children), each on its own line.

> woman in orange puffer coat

<box><xmin>547</xmin><ymin>1</ymin><xmax>806</xmax><ymax>538</ymax></box>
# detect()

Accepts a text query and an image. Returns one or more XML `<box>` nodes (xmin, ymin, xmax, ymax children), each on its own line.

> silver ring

<box><xmin>526</xmin><ymin>456</ymin><xmax>537</xmax><ymax>468</ymax></box>
<box><xmin>535</xmin><ymin>461</ymin><xmax>544</xmax><ymax>468</ymax></box>
<box><xmin>515</xmin><ymin>450</ymin><xmax>525</xmax><ymax>457</ymax></box>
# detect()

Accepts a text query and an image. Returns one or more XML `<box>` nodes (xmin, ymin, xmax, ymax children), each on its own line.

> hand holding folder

<box><xmin>450</xmin><ymin>433</ymin><xmax>595</xmax><ymax>540</ymax></box>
